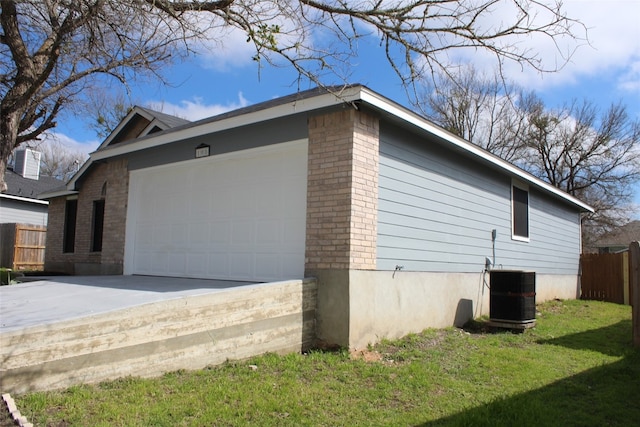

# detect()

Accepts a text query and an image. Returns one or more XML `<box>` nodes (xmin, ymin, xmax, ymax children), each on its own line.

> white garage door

<box><xmin>124</xmin><ymin>141</ymin><xmax>308</xmax><ymax>281</ymax></box>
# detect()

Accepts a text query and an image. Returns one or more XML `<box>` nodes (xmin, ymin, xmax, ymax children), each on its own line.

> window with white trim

<box><xmin>512</xmin><ymin>182</ymin><xmax>529</xmax><ymax>241</ymax></box>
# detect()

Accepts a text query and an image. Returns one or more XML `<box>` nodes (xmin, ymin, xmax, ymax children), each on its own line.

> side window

<box><xmin>91</xmin><ymin>199</ymin><xmax>105</xmax><ymax>252</ymax></box>
<box><xmin>512</xmin><ymin>182</ymin><xmax>529</xmax><ymax>241</ymax></box>
<box><xmin>63</xmin><ymin>199</ymin><xmax>78</xmax><ymax>253</ymax></box>
<box><xmin>91</xmin><ymin>182</ymin><xmax>107</xmax><ymax>252</ymax></box>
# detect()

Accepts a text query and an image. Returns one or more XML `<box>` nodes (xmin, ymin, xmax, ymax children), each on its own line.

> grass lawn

<box><xmin>13</xmin><ymin>299</ymin><xmax>640</xmax><ymax>426</ymax></box>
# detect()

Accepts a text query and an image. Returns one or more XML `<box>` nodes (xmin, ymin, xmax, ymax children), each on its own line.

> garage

<box><xmin>124</xmin><ymin>140</ymin><xmax>308</xmax><ymax>281</ymax></box>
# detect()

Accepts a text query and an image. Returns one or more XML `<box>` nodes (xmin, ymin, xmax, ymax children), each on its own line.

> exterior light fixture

<box><xmin>195</xmin><ymin>143</ymin><xmax>210</xmax><ymax>158</ymax></box>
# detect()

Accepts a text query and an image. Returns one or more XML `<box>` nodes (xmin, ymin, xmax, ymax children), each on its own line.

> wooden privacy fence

<box><xmin>0</xmin><ymin>223</ymin><xmax>47</xmax><ymax>271</ymax></box>
<box><xmin>581</xmin><ymin>247</ymin><xmax>639</xmax><ymax>305</ymax></box>
<box><xmin>580</xmin><ymin>251</ymin><xmax>631</xmax><ymax>304</ymax></box>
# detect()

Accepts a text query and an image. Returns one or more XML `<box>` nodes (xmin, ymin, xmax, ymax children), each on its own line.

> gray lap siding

<box><xmin>377</xmin><ymin>123</ymin><xmax>581</xmax><ymax>275</ymax></box>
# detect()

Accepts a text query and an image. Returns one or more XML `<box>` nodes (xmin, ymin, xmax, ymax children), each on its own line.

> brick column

<box><xmin>101</xmin><ymin>159</ymin><xmax>129</xmax><ymax>267</ymax></box>
<box><xmin>44</xmin><ymin>197</ymin><xmax>67</xmax><ymax>270</ymax></box>
<box><xmin>305</xmin><ymin>108</ymin><xmax>379</xmax><ymax>272</ymax></box>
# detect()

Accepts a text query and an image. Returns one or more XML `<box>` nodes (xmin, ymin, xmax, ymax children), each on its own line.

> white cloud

<box><xmin>618</xmin><ymin>58</ymin><xmax>640</xmax><ymax>93</ymax></box>
<box><xmin>502</xmin><ymin>0</ymin><xmax>640</xmax><ymax>91</ymax></box>
<box><xmin>196</xmin><ymin>26</ymin><xmax>257</xmax><ymax>71</ymax></box>
<box><xmin>185</xmin><ymin>3</ymin><xmax>311</xmax><ymax>72</ymax></box>
<box><xmin>37</xmin><ymin>132</ymin><xmax>100</xmax><ymax>157</ymax></box>
<box><xmin>146</xmin><ymin>93</ymin><xmax>250</xmax><ymax>121</ymax></box>
<box><xmin>411</xmin><ymin>0</ymin><xmax>640</xmax><ymax>97</ymax></box>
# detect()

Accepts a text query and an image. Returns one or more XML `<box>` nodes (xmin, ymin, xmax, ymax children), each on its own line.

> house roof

<box><xmin>42</xmin><ymin>85</ymin><xmax>593</xmax><ymax>213</ymax></box>
<box><xmin>97</xmin><ymin>105</ymin><xmax>190</xmax><ymax>151</ymax></box>
<box><xmin>135</xmin><ymin>106</ymin><xmax>191</xmax><ymax>129</ymax></box>
<box><xmin>2</xmin><ymin>168</ymin><xmax>63</xmax><ymax>205</ymax></box>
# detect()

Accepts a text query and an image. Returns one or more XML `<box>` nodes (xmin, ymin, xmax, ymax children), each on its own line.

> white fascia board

<box><xmin>37</xmin><ymin>189</ymin><xmax>78</xmax><ymax>200</ymax></box>
<box><xmin>1</xmin><ymin>193</ymin><xmax>49</xmax><ymax>205</ymax></box>
<box><xmin>358</xmin><ymin>88</ymin><xmax>594</xmax><ymax>213</ymax></box>
<box><xmin>90</xmin><ymin>88</ymin><xmax>362</xmax><ymax>162</ymax></box>
<box><xmin>96</xmin><ymin>106</ymin><xmax>158</xmax><ymax>151</ymax></box>
<box><xmin>140</xmin><ymin>118</ymin><xmax>170</xmax><ymax>137</ymax></box>
<box><xmin>96</xmin><ymin>108</ymin><xmax>138</xmax><ymax>150</ymax></box>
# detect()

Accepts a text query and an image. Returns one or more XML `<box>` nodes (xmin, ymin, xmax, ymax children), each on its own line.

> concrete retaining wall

<box><xmin>0</xmin><ymin>279</ymin><xmax>317</xmax><ymax>394</ymax></box>
<box><xmin>315</xmin><ymin>270</ymin><xmax>580</xmax><ymax>349</ymax></box>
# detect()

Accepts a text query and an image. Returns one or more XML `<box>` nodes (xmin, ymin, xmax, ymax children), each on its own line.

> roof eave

<box><xmin>356</xmin><ymin>88</ymin><xmax>595</xmax><ymax>213</ymax></box>
<box><xmin>89</xmin><ymin>86</ymin><xmax>363</xmax><ymax>162</ymax></box>
<box><xmin>1</xmin><ymin>193</ymin><xmax>50</xmax><ymax>205</ymax></box>
<box><xmin>38</xmin><ymin>189</ymin><xmax>79</xmax><ymax>200</ymax></box>
<box><xmin>66</xmin><ymin>85</ymin><xmax>594</xmax><ymax>214</ymax></box>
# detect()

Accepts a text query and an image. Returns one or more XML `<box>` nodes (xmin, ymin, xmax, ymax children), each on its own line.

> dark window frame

<box><xmin>91</xmin><ymin>199</ymin><xmax>106</xmax><ymax>252</ymax></box>
<box><xmin>63</xmin><ymin>199</ymin><xmax>78</xmax><ymax>253</ymax></box>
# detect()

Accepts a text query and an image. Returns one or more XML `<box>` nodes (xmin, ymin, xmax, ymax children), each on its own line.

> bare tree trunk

<box><xmin>0</xmin><ymin>109</ymin><xmax>21</xmax><ymax>192</ymax></box>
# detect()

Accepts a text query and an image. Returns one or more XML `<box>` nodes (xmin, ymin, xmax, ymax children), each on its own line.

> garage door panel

<box><xmin>151</xmin><ymin>252</ymin><xmax>169</xmax><ymax>273</ymax></box>
<box><xmin>232</xmin><ymin>190</ymin><xmax>256</xmax><ymax>217</ymax></box>
<box><xmin>283</xmin><ymin>218</ymin><xmax>306</xmax><ymax>246</ymax></box>
<box><xmin>153</xmin><ymin>224</ymin><xmax>171</xmax><ymax>246</ymax></box>
<box><xmin>188</xmin><ymin>222</ymin><xmax>210</xmax><ymax>247</ymax></box>
<box><xmin>210</xmin><ymin>221</ymin><xmax>231</xmax><ymax>246</ymax></box>
<box><xmin>229</xmin><ymin>253</ymin><xmax>253</xmax><ymax>279</ymax></box>
<box><xmin>208</xmin><ymin>252</ymin><xmax>229</xmax><ymax>276</ymax></box>
<box><xmin>255</xmin><ymin>253</ymin><xmax>280</xmax><ymax>279</ymax></box>
<box><xmin>154</xmin><ymin>198</ymin><xmax>171</xmax><ymax>221</ymax></box>
<box><xmin>171</xmin><ymin>224</ymin><xmax>188</xmax><ymax>245</ymax></box>
<box><xmin>283</xmin><ymin>254</ymin><xmax>305</xmax><ymax>275</ymax></box>
<box><xmin>171</xmin><ymin>192</ymin><xmax>188</xmax><ymax>218</ymax></box>
<box><xmin>211</xmin><ymin>190</ymin><xmax>234</xmax><ymax>216</ymax></box>
<box><xmin>187</xmin><ymin>253</ymin><xmax>208</xmax><ymax>276</ymax></box>
<box><xmin>231</xmin><ymin>221</ymin><xmax>254</xmax><ymax>246</ymax></box>
<box><xmin>126</xmin><ymin>141</ymin><xmax>307</xmax><ymax>281</ymax></box>
<box><xmin>168</xmin><ymin>253</ymin><xmax>187</xmax><ymax>275</ymax></box>
<box><xmin>136</xmin><ymin>253</ymin><xmax>152</xmax><ymax>274</ymax></box>
<box><xmin>136</xmin><ymin>224</ymin><xmax>153</xmax><ymax>246</ymax></box>
<box><xmin>256</xmin><ymin>220</ymin><xmax>280</xmax><ymax>246</ymax></box>
<box><xmin>190</xmin><ymin>194</ymin><xmax>212</xmax><ymax>220</ymax></box>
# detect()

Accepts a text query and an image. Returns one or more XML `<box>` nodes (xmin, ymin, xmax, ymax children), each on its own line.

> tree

<box><xmin>35</xmin><ymin>136</ymin><xmax>87</xmax><ymax>182</ymax></box>
<box><xmin>1</xmin><ymin>0</ymin><xmax>585</xmax><ymax>191</ymax></box>
<box><xmin>85</xmin><ymin>91</ymin><xmax>134</xmax><ymax>140</ymax></box>
<box><xmin>517</xmin><ymin>94</ymin><xmax>640</xmax><ymax>247</ymax></box>
<box><xmin>421</xmin><ymin>67</ymin><xmax>640</xmax><ymax>248</ymax></box>
<box><xmin>420</xmin><ymin>65</ymin><xmax>528</xmax><ymax>161</ymax></box>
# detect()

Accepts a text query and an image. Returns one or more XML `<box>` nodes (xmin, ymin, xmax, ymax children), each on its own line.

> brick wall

<box><xmin>305</xmin><ymin>109</ymin><xmax>379</xmax><ymax>271</ymax></box>
<box><xmin>75</xmin><ymin>162</ymin><xmax>107</xmax><ymax>265</ymax></box>
<box><xmin>102</xmin><ymin>159</ymin><xmax>128</xmax><ymax>266</ymax></box>
<box><xmin>44</xmin><ymin>159</ymin><xmax>128</xmax><ymax>274</ymax></box>
<box><xmin>44</xmin><ymin>198</ymin><xmax>66</xmax><ymax>268</ymax></box>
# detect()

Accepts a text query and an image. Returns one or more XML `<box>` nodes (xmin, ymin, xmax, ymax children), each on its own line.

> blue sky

<box><xmin>49</xmin><ymin>0</ymin><xmax>640</xmax><ymax>211</ymax></box>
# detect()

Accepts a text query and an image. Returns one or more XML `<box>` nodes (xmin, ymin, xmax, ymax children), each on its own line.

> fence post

<box><xmin>631</xmin><ymin>241</ymin><xmax>640</xmax><ymax>347</ymax></box>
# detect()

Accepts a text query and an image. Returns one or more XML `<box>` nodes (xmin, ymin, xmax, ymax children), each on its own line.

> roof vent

<box><xmin>14</xmin><ymin>148</ymin><xmax>41</xmax><ymax>180</ymax></box>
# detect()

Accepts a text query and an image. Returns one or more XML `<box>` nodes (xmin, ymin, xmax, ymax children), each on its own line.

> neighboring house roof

<box><xmin>2</xmin><ymin>168</ymin><xmax>63</xmax><ymax>205</ymax></box>
<box><xmin>594</xmin><ymin>220</ymin><xmax>640</xmax><ymax>250</ymax></box>
<box><xmin>40</xmin><ymin>84</ymin><xmax>593</xmax><ymax>213</ymax></box>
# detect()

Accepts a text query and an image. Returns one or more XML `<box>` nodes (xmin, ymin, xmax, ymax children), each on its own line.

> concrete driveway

<box><xmin>0</xmin><ymin>275</ymin><xmax>256</xmax><ymax>333</ymax></box>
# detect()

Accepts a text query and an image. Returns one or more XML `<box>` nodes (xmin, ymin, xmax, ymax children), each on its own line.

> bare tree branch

<box><xmin>1</xmin><ymin>0</ymin><xmax>587</xmax><ymax>191</ymax></box>
<box><xmin>420</xmin><ymin>66</ymin><xmax>639</xmax><ymax>249</ymax></box>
